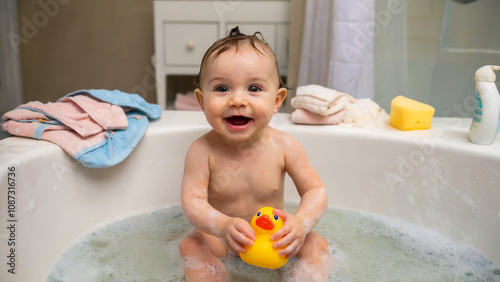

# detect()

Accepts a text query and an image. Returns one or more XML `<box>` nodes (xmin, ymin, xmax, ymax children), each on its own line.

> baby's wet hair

<box><xmin>194</xmin><ymin>26</ymin><xmax>288</xmax><ymax>89</ymax></box>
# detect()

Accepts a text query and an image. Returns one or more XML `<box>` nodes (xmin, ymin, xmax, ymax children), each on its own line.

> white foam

<box><xmin>47</xmin><ymin>206</ymin><xmax>190</xmax><ymax>281</ymax></box>
<box><xmin>206</xmin><ymin>209</ymin><xmax>223</xmax><ymax>235</ymax></box>
<box><xmin>47</xmin><ymin>205</ymin><xmax>500</xmax><ymax>281</ymax></box>
<box><xmin>316</xmin><ymin>207</ymin><xmax>500</xmax><ymax>281</ymax></box>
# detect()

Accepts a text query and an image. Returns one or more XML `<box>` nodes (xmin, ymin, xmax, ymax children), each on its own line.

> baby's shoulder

<box><xmin>268</xmin><ymin>127</ymin><xmax>301</xmax><ymax>148</ymax></box>
<box><xmin>187</xmin><ymin>130</ymin><xmax>215</xmax><ymax>152</ymax></box>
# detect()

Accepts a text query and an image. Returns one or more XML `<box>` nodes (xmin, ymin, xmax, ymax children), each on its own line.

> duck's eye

<box><xmin>257</xmin><ymin>211</ymin><xmax>262</xmax><ymax>217</ymax></box>
<box><xmin>273</xmin><ymin>215</ymin><xmax>279</xmax><ymax>221</ymax></box>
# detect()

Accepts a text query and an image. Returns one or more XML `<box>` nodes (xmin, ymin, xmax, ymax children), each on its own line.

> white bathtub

<box><xmin>1</xmin><ymin>111</ymin><xmax>499</xmax><ymax>281</ymax></box>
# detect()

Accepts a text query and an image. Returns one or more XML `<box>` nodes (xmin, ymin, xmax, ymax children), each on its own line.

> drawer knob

<box><xmin>186</xmin><ymin>40</ymin><xmax>195</xmax><ymax>51</ymax></box>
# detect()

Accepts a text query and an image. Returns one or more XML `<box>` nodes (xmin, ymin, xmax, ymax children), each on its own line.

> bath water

<box><xmin>47</xmin><ymin>205</ymin><xmax>500</xmax><ymax>281</ymax></box>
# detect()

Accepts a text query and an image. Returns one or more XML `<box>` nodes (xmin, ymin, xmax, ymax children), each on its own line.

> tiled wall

<box><xmin>407</xmin><ymin>0</ymin><xmax>500</xmax><ymax>116</ymax></box>
<box><xmin>406</xmin><ymin>0</ymin><xmax>446</xmax><ymax>104</ymax></box>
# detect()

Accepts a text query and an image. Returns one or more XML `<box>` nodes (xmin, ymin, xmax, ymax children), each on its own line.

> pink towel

<box><xmin>2</xmin><ymin>119</ymin><xmax>108</xmax><ymax>156</ymax></box>
<box><xmin>1</xmin><ymin>120</ymin><xmax>69</xmax><ymax>139</ymax></box>
<box><xmin>60</xmin><ymin>94</ymin><xmax>128</xmax><ymax>130</ymax></box>
<box><xmin>174</xmin><ymin>92</ymin><xmax>202</xmax><ymax>111</ymax></box>
<box><xmin>2</xmin><ymin>95</ymin><xmax>129</xmax><ymax>155</ymax></box>
<box><xmin>1</xmin><ymin>108</ymin><xmax>48</xmax><ymax>121</ymax></box>
<box><xmin>291</xmin><ymin>108</ymin><xmax>345</xmax><ymax>125</ymax></box>
<box><xmin>16</xmin><ymin>95</ymin><xmax>127</xmax><ymax>137</ymax></box>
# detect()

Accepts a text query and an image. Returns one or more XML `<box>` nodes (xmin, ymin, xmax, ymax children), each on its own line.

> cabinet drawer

<box><xmin>163</xmin><ymin>23</ymin><xmax>219</xmax><ymax>66</ymax></box>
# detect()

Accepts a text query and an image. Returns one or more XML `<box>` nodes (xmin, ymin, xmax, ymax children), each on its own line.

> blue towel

<box><xmin>66</xmin><ymin>89</ymin><xmax>162</xmax><ymax>168</ymax></box>
<box><xmin>75</xmin><ymin>111</ymin><xmax>152</xmax><ymax>168</ymax></box>
<box><xmin>61</xmin><ymin>89</ymin><xmax>162</xmax><ymax>119</ymax></box>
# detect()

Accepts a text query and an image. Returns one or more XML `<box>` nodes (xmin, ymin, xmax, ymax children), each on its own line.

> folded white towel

<box><xmin>291</xmin><ymin>84</ymin><xmax>355</xmax><ymax>116</ymax></box>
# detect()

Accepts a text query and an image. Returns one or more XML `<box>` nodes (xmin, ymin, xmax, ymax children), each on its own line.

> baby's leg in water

<box><xmin>179</xmin><ymin>229</ymin><xmax>229</xmax><ymax>281</ymax></box>
<box><xmin>284</xmin><ymin>231</ymin><xmax>334</xmax><ymax>281</ymax></box>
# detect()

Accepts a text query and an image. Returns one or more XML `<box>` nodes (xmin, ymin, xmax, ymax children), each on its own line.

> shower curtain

<box><xmin>0</xmin><ymin>0</ymin><xmax>23</xmax><ymax>119</ymax></box>
<box><xmin>291</xmin><ymin>0</ymin><xmax>408</xmax><ymax>112</ymax></box>
<box><xmin>298</xmin><ymin>0</ymin><xmax>375</xmax><ymax>100</ymax></box>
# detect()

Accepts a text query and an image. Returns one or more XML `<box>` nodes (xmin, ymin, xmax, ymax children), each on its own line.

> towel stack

<box><xmin>291</xmin><ymin>85</ymin><xmax>354</xmax><ymax>125</ymax></box>
<box><xmin>291</xmin><ymin>84</ymin><xmax>389</xmax><ymax>127</ymax></box>
<box><xmin>1</xmin><ymin>89</ymin><xmax>162</xmax><ymax>168</ymax></box>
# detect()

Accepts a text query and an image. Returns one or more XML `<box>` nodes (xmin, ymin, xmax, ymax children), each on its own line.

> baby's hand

<box><xmin>270</xmin><ymin>209</ymin><xmax>307</xmax><ymax>258</ymax></box>
<box><xmin>220</xmin><ymin>217</ymin><xmax>256</xmax><ymax>255</ymax></box>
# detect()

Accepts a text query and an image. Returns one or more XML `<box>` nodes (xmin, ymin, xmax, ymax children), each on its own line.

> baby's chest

<box><xmin>208</xmin><ymin>159</ymin><xmax>284</xmax><ymax>194</ymax></box>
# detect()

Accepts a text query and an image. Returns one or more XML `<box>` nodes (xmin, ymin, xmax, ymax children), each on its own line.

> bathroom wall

<box><xmin>406</xmin><ymin>0</ymin><xmax>500</xmax><ymax>117</ymax></box>
<box><xmin>17</xmin><ymin>0</ymin><xmax>156</xmax><ymax>104</ymax></box>
<box><xmin>430</xmin><ymin>0</ymin><xmax>500</xmax><ymax>116</ymax></box>
<box><xmin>406</xmin><ymin>0</ymin><xmax>445</xmax><ymax>105</ymax></box>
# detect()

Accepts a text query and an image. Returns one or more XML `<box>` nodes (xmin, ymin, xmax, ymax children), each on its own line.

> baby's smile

<box><xmin>225</xmin><ymin>116</ymin><xmax>252</xmax><ymax>129</ymax></box>
<box><xmin>227</xmin><ymin>116</ymin><xmax>250</xmax><ymax>125</ymax></box>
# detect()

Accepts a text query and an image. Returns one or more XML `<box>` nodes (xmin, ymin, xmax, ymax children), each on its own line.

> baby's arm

<box><xmin>181</xmin><ymin>138</ymin><xmax>255</xmax><ymax>254</ymax></box>
<box><xmin>271</xmin><ymin>135</ymin><xmax>327</xmax><ymax>257</ymax></box>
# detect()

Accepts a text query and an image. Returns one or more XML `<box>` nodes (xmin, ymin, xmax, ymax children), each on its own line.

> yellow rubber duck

<box><xmin>240</xmin><ymin>207</ymin><xmax>289</xmax><ymax>269</ymax></box>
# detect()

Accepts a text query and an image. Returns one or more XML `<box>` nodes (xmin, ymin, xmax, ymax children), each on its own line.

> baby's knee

<box><xmin>179</xmin><ymin>233</ymin><xmax>229</xmax><ymax>281</ymax></box>
<box><xmin>287</xmin><ymin>232</ymin><xmax>334</xmax><ymax>281</ymax></box>
<box><xmin>179</xmin><ymin>236</ymin><xmax>200</xmax><ymax>257</ymax></box>
<box><xmin>308</xmin><ymin>232</ymin><xmax>330</xmax><ymax>252</ymax></box>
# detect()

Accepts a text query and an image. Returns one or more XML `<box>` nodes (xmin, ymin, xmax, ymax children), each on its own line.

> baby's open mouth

<box><xmin>226</xmin><ymin>116</ymin><xmax>251</xmax><ymax>126</ymax></box>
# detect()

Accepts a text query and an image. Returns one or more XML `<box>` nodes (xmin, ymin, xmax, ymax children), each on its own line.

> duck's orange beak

<box><xmin>256</xmin><ymin>214</ymin><xmax>275</xmax><ymax>230</ymax></box>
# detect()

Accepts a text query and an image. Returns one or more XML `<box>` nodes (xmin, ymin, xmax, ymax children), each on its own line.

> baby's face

<box><xmin>195</xmin><ymin>43</ymin><xmax>286</xmax><ymax>143</ymax></box>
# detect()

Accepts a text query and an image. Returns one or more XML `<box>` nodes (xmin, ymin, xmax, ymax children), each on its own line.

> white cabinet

<box><xmin>154</xmin><ymin>0</ymin><xmax>291</xmax><ymax>109</ymax></box>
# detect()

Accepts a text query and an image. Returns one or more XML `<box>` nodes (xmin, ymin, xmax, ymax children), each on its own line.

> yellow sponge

<box><xmin>390</xmin><ymin>95</ymin><xmax>435</xmax><ymax>131</ymax></box>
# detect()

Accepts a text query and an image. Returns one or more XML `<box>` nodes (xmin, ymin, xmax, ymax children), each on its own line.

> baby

<box><xmin>179</xmin><ymin>27</ymin><xmax>333</xmax><ymax>281</ymax></box>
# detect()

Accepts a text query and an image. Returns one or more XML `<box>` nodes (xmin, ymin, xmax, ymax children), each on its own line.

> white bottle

<box><xmin>469</xmin><ymin>65</ymin><xmax>500</xmax><ymax>145</ymax></box>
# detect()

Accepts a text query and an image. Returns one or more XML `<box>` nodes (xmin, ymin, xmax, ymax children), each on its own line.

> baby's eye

<box><xmin>273</xmin><ymin>215</ymin><xmax>279</xmax><ymax>221</ymax></box>
<box><xmin>248</xmin><ymin>85</ymin><xmax>261</xmax><ymax>92</ymax></box>
<box><xmin>256</xmin><ymin>211</ymin><xmax>262</xmax><ymax>217</ymax></box>
<box><xmin>215</xmin><ymin>85</ymin><xmax>229</xmax><ymax>92</ymax></box>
